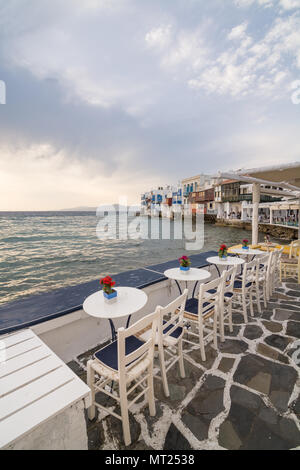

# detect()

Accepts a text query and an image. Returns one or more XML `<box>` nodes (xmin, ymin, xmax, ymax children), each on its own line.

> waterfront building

<box><xmin>141</xmin><ymin>184</ymin><xmax>182</xmax><ymax>215</ymax></box>
<box><xmin>219</xmin><ymin>162</ymin><xmax>300</xmax><ymax>243</ymax></box>
<box><xmin>181</xmin><ymin>174</ymin><xmax>213</xmax><ymax>205</ymax></box>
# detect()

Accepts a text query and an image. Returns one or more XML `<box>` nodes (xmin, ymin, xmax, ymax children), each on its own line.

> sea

<box><xmin>0</xmin><ymin>211</ymin><xmax>276</xmax><ymax>306</ymax></box>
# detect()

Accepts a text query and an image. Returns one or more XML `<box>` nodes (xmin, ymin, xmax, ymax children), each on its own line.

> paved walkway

<box><xmin>68</xmin><ymin>279</ymin><xmax>300</xmax><ymax>450</ymax></box>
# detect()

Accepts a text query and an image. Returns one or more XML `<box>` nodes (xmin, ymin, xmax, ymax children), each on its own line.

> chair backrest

<box><xmin>117</xmin><ymin>308</ymin><xmax>159</xmax><ymax>374</ymax></box>
<box><xmin>241</xmin><ymin>258</ymin><xmax>257</xmax><ymax>289</ymax></box>
<box><xmin>275</xmin><ymin>247</ymin><xmax>284</xmax><ymax>263</ymax></box>
<box><xmin>289</xmin><ymin>240</ymin><xmax>300</xmax><ymax>259</ymax></box>
<box><xmin>198</xmin><ymin>272</ymin><xmax>226</xmax><ymax>317</ymax></box>
<box><xmin>224</xmin><ymin>265</ymin><xmax>238</xmax><ymax>295</ymax></box>
<box><xmin>157</xmin><ymin>289</ymin><xmax>188</xmax><ymax>343</ymax></box>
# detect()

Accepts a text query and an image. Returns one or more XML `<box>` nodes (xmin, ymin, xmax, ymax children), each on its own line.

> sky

<box><xmin>0</xmin><ymin>0</ymin><xmax>300</xmax><ymax>210</ymax></box>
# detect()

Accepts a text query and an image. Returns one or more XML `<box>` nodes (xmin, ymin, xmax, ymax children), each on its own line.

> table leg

<box><xmin>175</xmin><ymin>280</ymin><xmax>182</xmax><ymax>295</ymax></box>
<box><xmin>192</xmin><ymin>281</ymin><xmax>199</xmax><ymax>299</ymax></box>
<box><xmin>109</xmin><ymin>319</ymin><xmax>117</xmax><ymax>342</ymax></box>
<box><xmin>215</xmin><ymin>265</ymin><xmax>221</xmax><ymax>277</ymax></box>
<box><xmin>126</xmin><ymin>315</ymin><xmax>132</xmax><ymax>329</ymax></box>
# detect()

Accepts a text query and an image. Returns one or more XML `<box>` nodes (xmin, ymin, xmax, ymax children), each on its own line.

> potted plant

<box><xmin>219</xmin><ymin>244</ymin><xmax>228</xmax><ymax>260</ymax></box>
<box><xmin>179</xmin><ymin>255</ymin><xmax>191</xmax><ymax>272</ymax></box>
<box><xmin>242</xmin><ymin>239</ymin><xmax>249</xmax><ymax>250</ymax></box>
<box><xmin>100</xmin><ymin>276</ymin><xmax>117</xmax><ymax>300</ymax></box>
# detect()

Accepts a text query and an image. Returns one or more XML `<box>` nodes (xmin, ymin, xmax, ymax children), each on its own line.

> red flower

<box><xmin>220</xmin><ymin>244</ymin><xmax>227</xmax><ymax>250</ymax></box>
<box><xmin>100</xmin><ymin>276</ymin><xmax>116</xmax><ymax>288</ymax></box>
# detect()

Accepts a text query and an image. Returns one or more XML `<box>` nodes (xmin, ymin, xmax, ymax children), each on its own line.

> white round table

<box><xmin>206</xmin><ymin>256</ymin><xmax>245</xmax><ymax>277</ymax></box>
<box><xmin>231</xmin><ymin>248</ymin><xmax>264</xmax><ymax>256</ymax></box>
<box><xmin>164</xmin><ymin>267</ymin><xmax>211</xmax><ymax>297</ymax></box>
<box><xmin>83</xmin><ymin>287</ymin><xmax>148</xmax><ymax>341</ymax></box>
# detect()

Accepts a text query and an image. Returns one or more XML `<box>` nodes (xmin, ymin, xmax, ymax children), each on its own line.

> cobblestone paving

<box><xmin>68</xmin><ymin>279</ymin><xmax>300</xmax><ymax>450</ymax></box>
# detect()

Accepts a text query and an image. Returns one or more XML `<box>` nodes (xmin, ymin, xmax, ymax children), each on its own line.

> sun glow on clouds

<box><xmin>0</xmin><ymin>143</ymin><xmax>159</xmax><ymax>210</ymax></box>
<box><xmin>0</xmin><ymin>0</ymin><xmax>299</xmax><ymax>210</ymax></box>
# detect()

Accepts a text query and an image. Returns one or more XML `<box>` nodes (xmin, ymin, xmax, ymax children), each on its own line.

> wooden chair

<box><xmin>202</xmin><ymin>265</ymin><xmax>237</xmax><ymax>341</ymax></box>
<box><xmin>139</xmin><ymin>290</ymin><xmax>188</xmax><ymax>398</ymax></box>
<box><xmin>183</xmin><ymin>273</ymin><xmax>226</xmax><ymax>362</ymax></box>
<box><xmin>232</xmin><ymin>259</ymin><xmax>257</xmax><ymax>322</ymax></box>
<box><xmin>87</xmin><ymin>309</ymin><xmax>159</xmax><ymax>446</ymax></box>
<box><xmin>254</xmin><ymin>253</ymin><xmax>270</xmax><ymax>310</ymax></box>
<box><xmin>280</xmin><ymin>250</ymin><xmax>300</xmax><ymax>284</ymax></box>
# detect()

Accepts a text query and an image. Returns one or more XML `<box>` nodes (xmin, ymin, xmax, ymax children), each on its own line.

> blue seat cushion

<box><xmin>185</xmin><ymin>298</ymin><xmax>214</xmax><ymax>317</ymax></box>
<box><xmin>94</xmin><ymin>335</ymin><xmax>145</xmax><ymax>371</ymax></box>
<box><xmin>207</xmin><ymin>288</ymin><xmax>233</xmax><ymax>299</ymax></box>
<box><xmin>163</xmin><ymin>320</ymin><xmax>183</xmax><ymax>339</ymax></box>
<box><xmin>234</xmin><ymin>280</ymin><xmax>252</xmax><ymax>289</ymax></box>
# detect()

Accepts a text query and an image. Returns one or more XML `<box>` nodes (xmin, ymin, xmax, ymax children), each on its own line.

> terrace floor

<box><xmin>68</xmin><ymin>279</ymin><xmax>300</xmax><ymax>450</ymax></box>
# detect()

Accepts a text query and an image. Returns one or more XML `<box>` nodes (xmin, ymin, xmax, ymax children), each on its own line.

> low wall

<box><xmin>215</xmin><ymin>219</ymin><xmax>298</xmax><ymax>241</ymax></box>
<box><xmin>5</xmin><ymin>401</ymin><xmax>88</xmax><ymax>450</ymax></box>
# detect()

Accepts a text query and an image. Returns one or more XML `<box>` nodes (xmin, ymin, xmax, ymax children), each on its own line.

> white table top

<box><xmin>207</xmin><ymin>256</ymin><xmax>245</xmax><ymax>266</ymax></box>
<box><xmin>0</xmin><ymin>329</ymin><xmax>91</xmax><ymax>449</ymax></box>
<box><xmin>83</xmin><ymin>287</ymin><xmax>148</xmax><ymax>320</ymax></box>
<box><xmin>231</xmin><ymin>248</ymin><xmax>264</xmax><ymax>255</ymax></box>
<box><xmin>164</xmin><ymin>267</ymin><xmax>211</xmax><ymax>282</ymax></box>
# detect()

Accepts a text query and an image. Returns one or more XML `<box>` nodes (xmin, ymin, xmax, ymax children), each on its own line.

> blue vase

<box><xmin>242</xmin><ymin>246</ymin><xmax>249</xmax><ymax>250</ymax></box>
<box><xmin>103</xmin><ymin>290</ymin><xmax>117</xmax><ymax>300</ymax></box>
<box><xmin>180</xmin><ymin>266</ymin><xmax>190</xmax><ymax>271</ymax></box>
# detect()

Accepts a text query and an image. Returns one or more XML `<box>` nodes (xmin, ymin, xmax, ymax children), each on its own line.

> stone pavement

<box><xmin>68</xmin><ymin>279</ymin><xmax>300</xmax><ymax>450</ymax></box>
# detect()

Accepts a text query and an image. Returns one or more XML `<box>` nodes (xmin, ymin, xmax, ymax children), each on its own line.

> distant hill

<box><xmin>61</xmin><ymin>204</ymin><xmax>141</xmax><ymax>213</ymax></box>
<box><xmin>60</xmin><ymin>207</ymin><xmax>97</xmax><ymax>212</ymax></box>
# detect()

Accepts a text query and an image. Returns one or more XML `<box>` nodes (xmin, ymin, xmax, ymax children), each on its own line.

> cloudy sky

<box><xmin>0</xmin><ymin>0</ymin><xmax>300</xmax><ymax>210</ymax></box>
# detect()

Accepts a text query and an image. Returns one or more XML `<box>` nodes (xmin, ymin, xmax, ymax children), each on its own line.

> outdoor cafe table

<box><xmin>230</xmin><ymin>248</ymin><xmax>264</xmax><ymax>262</ymax></box>
<box><xmin>206</xmin><ymin>256</ymin><xmax>245</xmax><ymax>277</ymax></box>
<box><xmin>164</xmin><ymin>267</ymin><xmax>211</xmax><ymax>297</ymax></box>
<box><xmin>83</xmin><ymin>287</ymin><xmax>148</xmax><ymax>341</ymax></box>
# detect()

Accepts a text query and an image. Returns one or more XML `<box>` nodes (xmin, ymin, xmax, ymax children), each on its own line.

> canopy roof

<box><xmin>219</xmin><ymin>162</ymin><xmax>300</xmax><ymax>195</ymax></box>
<box><xmin>240</xmin><ymin>162</ymin><xmax>300</xmax><ymax>191</ymax></box>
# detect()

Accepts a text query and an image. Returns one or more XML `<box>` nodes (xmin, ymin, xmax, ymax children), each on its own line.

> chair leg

<box><xmin>87</xmin><ymin>360</ymin><xmax>96</xmax><ymax>421</ymax></box>
<box><xmin>242</xmin><ymin>296</ymin><xmax>248</xmax><ymax>323</ymax></box>
<box><xmin>158</xmin><ymin>344</ymin><xmax>170</xmax><ymax>397</ymax></box>
<box><xmin>219</xmin><ymin>301</ymin><xmax>225</xmax><ymax>343</ymax></box>
<box><xmin>198</xmin><ymin>318</ymin><xmax>206</xmax><ymax>362</ymax></box>
<box><xmin>147</xmin><ymin>363</ymin><xmax>156</xmax><ymax>417</ymax></box>
<box><xmin>178</xmin><ymin>338</ymin><xmax>185</xmax><ymax>379</ymax></box>
<box><xmin>213</xmin><ymin>308</ymin><xmax>218</xmax><ymax>350</ymax></box>
<box><xmin>256</xmin><ymin>284</ymin><xmax>261</xmax><ymax>313</ymax></box>
<box><xmin>228</xmin><ymin>301</ymin><xmax>233</xmax><ymax>333</ymax></box>
<box><xmin>119</xmin><ymin>381</ymin><xmax>131</xmax><ymax>447</ymax></box>
<box><xmin>249</xmin><ymin>292</ymin><xmax>254</xmax><ymax>317</ymax></box>
<box><xmin>263</xmin><ymin>283</ymin><xmax>267</xmax><ymax>308</ymax></box>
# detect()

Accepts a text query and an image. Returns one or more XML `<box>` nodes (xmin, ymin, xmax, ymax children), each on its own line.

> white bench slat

<box><xmin>0</xmin><ymin>379</ymin><xmax>90</xmax><ymax>449</ymax></box>
<box><xmin>0</xmin><ymin>366</ymin><xmax>75</xmax><ymax>421</ymax></box>
<box><xmin>0</xmin><ymin>356</ymin><xmax>62</xmax><ymax>398</ymax></box>
<box><xmin>0</xmin><ymin>347</ymin><xmax>51</xmax><ymax>378</ymax></box>
<box><xmin>0</xmin><ymin>330</ymin><xmax>35</xmax><ymax>349</ymax></box>
<box><xmin>4</xmin><ymin>337</ymin><xmax>42</xmax><ymax>361</ymax></box>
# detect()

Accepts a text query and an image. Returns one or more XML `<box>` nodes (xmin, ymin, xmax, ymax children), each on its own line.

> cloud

<box><xmin>0</xmin><ymin>0</ymin><xmax>299</xmax><ymax>209</ymax></box>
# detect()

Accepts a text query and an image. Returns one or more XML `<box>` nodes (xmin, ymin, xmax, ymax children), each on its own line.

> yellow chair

<box><xmin>280</xmin><ymin>249</ymin><xmax>300</xmax><ymax>284</ymax></box>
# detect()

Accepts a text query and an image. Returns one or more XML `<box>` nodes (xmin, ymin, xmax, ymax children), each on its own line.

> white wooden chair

<box><xmin>139</xmin><ymin>290</ymin><xmax>188</xmax><ymax>398</ymax></box>
<box><xmin>232</xmin><ymin>259</ymin><xmax>257</xmax><ymax>323</ymax></box>
<box><xmin>219</xmin><ymin>265</ymin><xmax>237</xmax><ymax>340</ymax></box>
<box><xmin>272</xmin><ymin>248</ymin><xmax>284</xmax><ymax>292</ymax></box>
<box><xmin>87</xmin><ymin>309</ymin><xmax>159</xmax><ymax>447</ymax></box>
<box><xmin>202</xmin><ymin>265</ymin><xmax>237</xmax><ymax>341</ymax></box>
<box><xmin>254</xmin><ymin>253</ymin><xmax>270</xmax><ymax>310</ymax></box>
<box><xmin>183</xmin><ymin>273</ymin><xmax>226</xmax><ymax>361</ymax></box>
